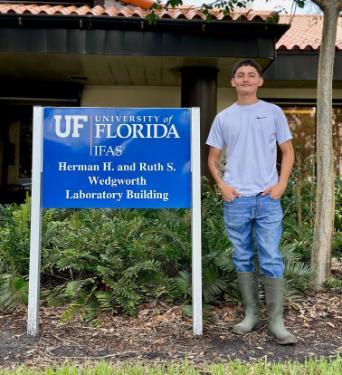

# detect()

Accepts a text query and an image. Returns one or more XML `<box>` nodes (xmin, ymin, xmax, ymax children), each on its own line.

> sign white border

<box><xmin>27</xmin><ymin>107</ymin><xmax>44</xmax><ymax>336</ymax></box>
<box><xmin>191</xmin><ymin>108</ymin><xmax>202</xmax><ymax>335</ymax></box>
<box><xmin>27</xmin><ymin>107</ymin><xmax>202</xmax><ymax>337</ymax></box>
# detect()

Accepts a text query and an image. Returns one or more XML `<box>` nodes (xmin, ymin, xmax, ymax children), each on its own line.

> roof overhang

<box><xmin>0</xmin><ymin>12</ymin><xmax>288</xmax><ymax>35</ymax></box>
<box><xmin>0</xmin><ymin>13</ymin><xmax>289</xmax><ymax>88</ymax></box>
<box><xmin>264</xmin><ymin>50</ymin><xmax>342</xmax><ymax>88</ymax></box>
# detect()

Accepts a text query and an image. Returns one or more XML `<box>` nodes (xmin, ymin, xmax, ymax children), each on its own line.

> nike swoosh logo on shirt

<box><xmin>256</xmin><ymin>116</ymin><xmax>267</xmax><ymax>119</ymax></box>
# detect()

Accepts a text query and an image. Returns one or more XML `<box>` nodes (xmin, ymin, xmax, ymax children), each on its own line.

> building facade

<box><xmin>0</xmin><ymin>0</ymin><xmax>341</xmax><ymax>202</ymax></box>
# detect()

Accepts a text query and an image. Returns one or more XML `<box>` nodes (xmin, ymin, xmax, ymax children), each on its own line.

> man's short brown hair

<box><xmin>231</xmin><ymin>59</ymin><xmax>263</xmax><ymax>77</ymax></box>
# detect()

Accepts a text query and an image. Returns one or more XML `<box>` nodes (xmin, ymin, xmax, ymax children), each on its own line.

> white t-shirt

<box><xmin>206</xmin><ymin>100</ymin><xmax>292</xmax><ymax>196</ymax></box>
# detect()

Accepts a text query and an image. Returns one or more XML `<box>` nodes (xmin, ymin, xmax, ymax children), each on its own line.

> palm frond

<box><xmin>324</xmin><ymin>277</ymin><xmax>342</xmax><ymax>291</ymax></box>
<box><xmin>174</xmin><ymin>270</ymin><xmax>191</xmax><ymax>299</ymax></box>
<box><xmin>0</xmin><ymin>274</ymin><xmax>28</xmax><ymax>311</ymax></box>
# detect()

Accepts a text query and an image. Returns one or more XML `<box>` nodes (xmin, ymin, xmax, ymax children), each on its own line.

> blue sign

<box><xmin>42</xmin><ymin>108</ymin><xmax>191</xmax><ymax>208</ymax></box>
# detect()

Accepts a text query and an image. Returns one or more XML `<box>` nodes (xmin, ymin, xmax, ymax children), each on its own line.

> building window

<box><xmin>281</xmin><ymin>106</ymin><xmax>341</xmax><ymax>176</ymax></box>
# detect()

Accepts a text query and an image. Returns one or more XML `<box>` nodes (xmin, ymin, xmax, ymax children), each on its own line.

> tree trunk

<box><xmin>295</xmin><ymin>154</ymin><xmax>303</xmax><ymax>227</ymax></box>
<box><xmin>311</xmin><ymin>1</ymin><xmax>340</xmax><ymax>289</ymax></box>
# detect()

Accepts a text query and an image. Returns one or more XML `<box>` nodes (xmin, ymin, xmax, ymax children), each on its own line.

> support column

<box><xmin>181</xmin><ymin>67</ymin><xmax>218</xmax><ymax>178</ymax></box>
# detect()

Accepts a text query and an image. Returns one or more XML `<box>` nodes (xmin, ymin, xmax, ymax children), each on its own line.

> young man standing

<box><xmin>206</xmin><ymin>59</ymin><xmax>297</xmax><ymax>345</ymax></box>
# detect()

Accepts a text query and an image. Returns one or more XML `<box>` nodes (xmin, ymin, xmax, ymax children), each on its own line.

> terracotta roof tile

<box><xmin>277</xmin><ymin>15</ymin><xmax>342</xmax><ymax>50</ymax></box>
<box><xmin>0</xmin><ymin>2</ymin><xmax>275</xmax><ymax>21</ymax></box>
<box><xmin>1</xmin><ymin>2</ymin><xmax>341</xmax><ymax>50</ymax></box>
<box><xmin>91</xmin><ymin>5</ymin><xmax>106</xmax><ymax>16</ymax></box>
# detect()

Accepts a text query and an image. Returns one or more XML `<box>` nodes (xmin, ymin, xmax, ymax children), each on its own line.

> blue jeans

<box><xmin>223</xmin><ymin>193</ymin><xmax>284</xmax><ymax>278</ymax></box>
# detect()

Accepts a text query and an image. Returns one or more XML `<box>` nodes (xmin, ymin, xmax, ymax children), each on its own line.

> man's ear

<box><xmin>231</xmin><ymin>78</ymin><xmax>236</xmax><ymax>87</ymax></box>
<box><xmin>258</xmin><ymin>77</ymin><xmax>264</xmax><ymax>87</ymax></box>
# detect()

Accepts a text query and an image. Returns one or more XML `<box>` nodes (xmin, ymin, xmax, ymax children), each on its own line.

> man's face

<box><xmin>231</xmin><ymin>65</ymin><xmax>263</xmax><ymax>95</ymax></box>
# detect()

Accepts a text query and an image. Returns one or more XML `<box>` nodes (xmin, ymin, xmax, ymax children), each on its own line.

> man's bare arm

<box><xmin>262</xmin><ymin>140</ymin><xmax>295</xmax><ymax>199</ymax></box>
<box><xmin>278</xmin><ymin>140</ymin><xmax>295</xmax><ymax>187</ymax></box>
<box><xmin>208</xmin><ymin>147</ymin><xmax>225</xmax><ymax>186</ymax></box>
<box><xmin>208</xmin><ymin>146</ymin><xmax>240</xmax><ymax>202</ymax></box>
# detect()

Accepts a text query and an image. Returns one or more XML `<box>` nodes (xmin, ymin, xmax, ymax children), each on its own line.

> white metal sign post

<box><xmin>191</xmin><ymin>108</ymin><xmax>202</xmax><ymax>335</ymax></box>
<box><xmin>27</xmin><ymin>107</ymin><xmax>44</xmax><ymax>336</ymax></box>
<box><xmin>27</xmin><ymin>107</ymin><xmax>202</xmax><ymax>337</ymax></box>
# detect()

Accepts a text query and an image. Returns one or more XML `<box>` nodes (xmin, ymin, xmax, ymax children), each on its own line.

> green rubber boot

<box><xmin>264</xmin><ymin>277</ymin><xmax>297</xmax><ymax>345</ymax></box>
<box><xmin>232</xmin><ymin>272</ymin><xmax>261</xmax><ymax>335</ymax></box>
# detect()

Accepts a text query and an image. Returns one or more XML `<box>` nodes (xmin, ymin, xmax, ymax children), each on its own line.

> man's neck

<box><xmin>236</xmin><ymin>95</ymin><xmax>259</xmax><ymax>105</ymax></box>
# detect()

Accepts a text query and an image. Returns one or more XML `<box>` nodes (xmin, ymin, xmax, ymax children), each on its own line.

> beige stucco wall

<box><xmin>82</xmin><ymin>85</ymin><xmax>342</xmax><ymax>113</ymax></box>
<box><xmin>81</xmin><ymin>86</ymin><xmax>180</xmax><ymax>108</ymax></box>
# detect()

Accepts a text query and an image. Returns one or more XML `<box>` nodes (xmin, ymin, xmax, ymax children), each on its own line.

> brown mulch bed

<box><xmin>0</xmin><ymin>291</ymin><xmax>341</xmax><ymax>368</ymax></box>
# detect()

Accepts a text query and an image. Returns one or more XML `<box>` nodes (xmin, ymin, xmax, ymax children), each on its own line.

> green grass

<box><xmin>0</xmin><ymin>357</ymin><xmax>341</xmax><ymax>375</ymax></box>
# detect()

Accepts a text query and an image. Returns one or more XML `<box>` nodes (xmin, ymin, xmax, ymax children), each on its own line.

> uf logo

<box><xmin>54</xmin><ymin>115</ymin><xmax>88</xmax><ymax>138</ymax></box>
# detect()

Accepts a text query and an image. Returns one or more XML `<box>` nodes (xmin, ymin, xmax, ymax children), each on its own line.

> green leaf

<box><xmin>0</xmin><ymin>274</ymin><xmax>28</xmax><ymax>311</ymax></box>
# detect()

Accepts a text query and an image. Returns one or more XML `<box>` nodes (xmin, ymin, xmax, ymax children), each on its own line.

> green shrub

<box><xmin>0</xmin><ymin>274</ymin><xmax>28</xmax><ymax>310</ymax></box>
<box><xmin>0</xmin><ymin>174</ymin><xmax>339</xmax><ymax>316</ymax></box>
<box><xmin>0</xmin><ymin>202</ymin><xmax>31</xmax><ymax>275</ymax></box>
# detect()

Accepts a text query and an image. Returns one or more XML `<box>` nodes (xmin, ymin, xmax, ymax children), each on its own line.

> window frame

<box><xmin>262</xmin><ymin>98</ymin><xmax>342</xmax><ymax>176</ymax></box>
